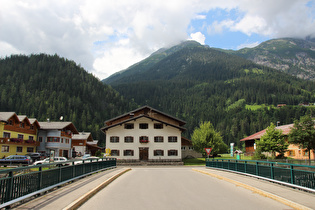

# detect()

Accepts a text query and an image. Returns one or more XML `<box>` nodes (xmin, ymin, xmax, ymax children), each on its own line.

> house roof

<box><xmin>181</xmin><ymin>137</ymin><xmax>193</xmax><ymax>146</ymax></box>
<box><xmin>86</xmin><ymin>141</ymin><xmax>102</xmax><ymax>149</ymax></box>
<box><xmin>17</xmin><ymin>115</ymin><xmax>31</xmax><ymax>125</ymax></box>
<box><xmin>102</xmin><ymin>106</ymin><xmax>186</xmax><ymax>132</ymax></box>
<box><xmin>28</xmin><ymin>118</ymin><xmax>40</xmax><ymax>128</ymax></box>
<box><xmin>0</xmin><ymin>112</ymin><xmax>17</xmax><ymax>122</ymax></box>
<box><xmin>38</xmin><ymin>121</ymin><xmax>79</xmax><ymax>134</ymax></box>
<box><xmin>101</xmin><ymin>114</ymin><xmax>186</xmax><ymax>132</ymax></box>
<box><xmin>72</xmin><ymin>132</ymin><xmax>93</xmax><ymax>142</ymax></box>
<box><xmin>240</xmin><ymin>123</ymin><xmax>294</xmax><ymax>141</ymax></box>
<box><xmin>104</xmin><ymin>105</ymin><xmax>186</xmax><ymax>126</ymax></box>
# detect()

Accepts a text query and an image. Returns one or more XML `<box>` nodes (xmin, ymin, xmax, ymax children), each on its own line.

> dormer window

<box><xmin>124</xmin><ymin>123</ymin><xmax>134</xmax><ymax>129</ymax></box>
<box><xmin>139</xmin><ymin>123</ymin><xmax>148</xmax><ymax>129</ymax></box>
<box><xmin>154</xmin><ymin>123</ymin><xmax>163</xmax><ymax>129</ymax></box>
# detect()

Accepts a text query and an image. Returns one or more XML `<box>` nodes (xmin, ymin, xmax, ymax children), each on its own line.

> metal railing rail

<box><xmin>0</xmin><ymin>158</ymin><xmax>116</xmax><ymax>208</ymax></box>
<box><xmin>206</xmin><ymin>159</ymin><xmax>315</xmax><ymax>192</ymax></box>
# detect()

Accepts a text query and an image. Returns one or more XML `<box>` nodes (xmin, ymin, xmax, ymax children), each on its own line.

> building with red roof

<box><xmin>240</xmin><ymin>123</ymin><xmax>315</xmax><ymax>159</ymax></box>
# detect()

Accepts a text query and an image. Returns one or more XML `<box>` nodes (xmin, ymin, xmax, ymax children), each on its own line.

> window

<box><xmin>124</xmin><ymin>123</ymin><xmax>134</xmax><ymax>129</ymax></box>
<box><xmin>304</xmin><ymin>150</ymin><xmax>309</xmax><ymax>156</ymax></box>
<box><xmin>181</xmin><ymin>146</ymin><xmax>186</xmax><ymax>150</ymax></box>
<box><xmin>27</xmin><ymin>147</ymin><xmax>34</xmax><ymax>153</ymax></box>
<box><xmin>139</xmin><ymin>123</ymin><xmax>148</xmax><ymax>129</ymax></box>
<box><xmin>110</xmin><ymin>136</ymin><xmax>119</xmax><ymax>143</ymax></box>
<box><xmin>139</xmin><ymin>136</ymin><xmax>149</xmax><ymax>143</ymax></box>
<box><xmin>3</xmin><ymin>132</ymin><xmax>10</xmax><ymax>138</ymax></box>
<box><xmin>29</xmin><ymin>136</ymin><xmax>34</xmax><ymax>141</ymax></box>
<box><xmin>61</xmin><ymin>138</ymin><xmax>64</xmax><ymax>143</ymax></box>
<box><xmin>189</xmin><ymin>147</ymin><xmax>194</xmax><ymax>150</ymax></box>
<box><xmin>154</xmin><ymin>136</ymin><xmax>164</xmax><ymax>143</ymax></box>
<box><xmin>288</xmin><ymin>150</ymin><xmax>295</xmax><ymax>156</ymax></box>
<box><xmin>8</xmin><ymin>120</ymin><xmax>13</xmax><ymax>125</ymax></box>
<box><xmin>168</xmin><ymin>136</ymin><xmax>177</xmax><ymax>142</ymax></box>
<box><xmin>111</xmin><ymin>150</ymin><xmax>120</xmax><ymax>156</ymax></box>
<box><xmin>154</xmin><ymin>123</ymin><xmax>163</xmax><ymax>129</ymax></box>
<box><xmin>47</xmin><ymin>137</ymin><xmax>60</xmax><ymax>142</ymax></box>
<box><xmin>124</xmin><ymin>150</ymin><xmax>134</xmax><ymax>156</ymax></box>
<box><xmin>1</xmin><ymin>145</ymin><xmax>9</xmax><ymax>153</ymax></box>
<box><xmin>20</xmin><ymin>123</ymin><xmax>25</xmax><ymax>128</ymax></box>
<box><xmin>18</xmin><ymin>134</ymin><xmax>24</xmax><ymax>139</ymax></box>
<box><xmin>154</xmin><ymin>150</ymin><xmax>164</xmax><ymax>156</ymax></box>
<box><xmin>124</xmin><ymin>136</ymin><xmax>134</xmax><ymax>143</ymax></box>
<box><xmin>168</xmin><ymin>150</ymin><xmax>178</xmax><ymax>156</ymax></box>
<box><xmin>16</xmin><ymin>147</ymin><xmax>23</xmax><ymax>153</ymax></box>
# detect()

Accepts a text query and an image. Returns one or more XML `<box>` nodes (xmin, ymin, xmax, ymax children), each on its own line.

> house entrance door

<box><xmin>139</xmin><ymin>147</ymin><xmax>149</xmax><ymax>161</ymax></box>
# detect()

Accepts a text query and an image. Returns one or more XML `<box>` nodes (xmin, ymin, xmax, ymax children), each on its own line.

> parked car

<box><xmin>0</xmin><ymin>155</ymin><xmax>32</xmax><ymax>167</ymax></box>
<box><xmin>74</xmin><ymin>156</ymin><xmax>101</xmax><ymax>165</ymax></box>
<box><xmin>81</xmin><ymin>154</ymin><xmax>91</xmax><ymax>159</ymax></box>
<box><xmin>26</xmin><ymin>153</ymin><xmax>41</xmax><ymax>161</ymax></box>
<box><xmin>33</xmin><ymin>157</ymin><xmax>68</xmax><ymax>166</ymax></box>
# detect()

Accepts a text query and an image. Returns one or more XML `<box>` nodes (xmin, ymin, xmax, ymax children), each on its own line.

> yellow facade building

<box><xmin>0</xmin><ymin>112</ymin><xmax>40</xmax><ymax>157</ymax></box>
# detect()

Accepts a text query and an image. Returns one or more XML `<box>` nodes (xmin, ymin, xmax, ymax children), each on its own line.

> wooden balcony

<box><xmin>3</xmin><ymin>125</ymin><xmax>37</xmax><ymax>135</ymax></box>
<box><xmin>61</xmin><ymin>131</ymin><xmax>72</xmax><ymax>138</ymax></box>
<box><xmin>0</xmin><ymin>138</ymin><xmax>40</xmax><ymax>146</ymax></box>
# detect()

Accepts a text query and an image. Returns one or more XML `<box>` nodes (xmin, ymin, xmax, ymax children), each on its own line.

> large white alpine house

<box><xmin>101</xmin><ymin>106</ymin><xmax>186</xmax><ymax>161</ymax></box>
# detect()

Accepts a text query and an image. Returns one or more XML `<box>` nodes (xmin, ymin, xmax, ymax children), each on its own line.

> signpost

<box><xmin>205</xmin><ymin>148</ymin><xmax>212</xmax><ymax>159</ymax></box>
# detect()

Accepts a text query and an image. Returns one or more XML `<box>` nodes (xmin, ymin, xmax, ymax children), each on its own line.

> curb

<box><xmin>63</xmin><ymin>168</ymin><xmax>131</xmax><ymax>210</ymax></box>
<box><xmin>192</xmin><ymin>168</ymin><xmax>311</xmax><ymax>210</ymax></box>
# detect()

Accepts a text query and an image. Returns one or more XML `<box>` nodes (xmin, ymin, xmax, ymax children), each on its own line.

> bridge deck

<box><xmin>12</xmin><ymin>166</ymin><xmax>315</xmax><ymax>210</ymax></box>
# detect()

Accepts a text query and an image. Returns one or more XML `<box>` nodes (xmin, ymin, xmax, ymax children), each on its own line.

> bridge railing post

<box><xmin>290</xmin><ymin>165</ymin><xmax>295</xmax><ymax>185</ymax></box>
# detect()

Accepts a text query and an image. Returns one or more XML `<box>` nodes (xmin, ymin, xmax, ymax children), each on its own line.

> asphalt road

<box><xmin>78</xmin><ymin>167</ymin><xmax>291</xmax><ymax>210</ymax></box>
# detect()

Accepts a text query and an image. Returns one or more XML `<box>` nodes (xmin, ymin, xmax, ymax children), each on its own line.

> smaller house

<box><xmin>86</xmin><ymin>140</ymin><xmax>102</xmax><ymax>156</ymax></box>
<box><xmin>72</xmin><ymin>132</ymin><xmax>93</xmax><ymax>156</ymax></box>
<box><xmin>0</xmin><ymin>112</ymin><xmax>40</xmax><ymax>157</ymax></box>
<box><xmin>240</xmin><ymin>123</ymin><xmax>315</xmax><ymax>159</ymax></box>
<box><xmin>181</xmin><ymin>137</ymin><xmax>202</xmax><ymax>159</ymax></box>
<box><xmin>37</xmin><ymin>121</ymin><xmax>79</xmax><ymax>158</ymax></box>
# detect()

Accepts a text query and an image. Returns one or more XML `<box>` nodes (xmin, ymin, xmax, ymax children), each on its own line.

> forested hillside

<box><xmin>0</xmin><ymin>54</ymin><xmax>136</xmax><ymax>144</ymax></box>
<box><xmin>104</xmin><ymin>41</ymin><xmax>315</xmax><ymax>147</ymax></box>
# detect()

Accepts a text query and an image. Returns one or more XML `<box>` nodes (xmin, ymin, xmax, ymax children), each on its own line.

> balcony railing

<box><xmin>61</xmin><ymin>131</ymin><xmax>72</xmax><ymax>138</ymax></box>
<box><xmin>0</xmin><ymin>138</ymin><xmax>40</xmax><ymax>146</ymax></box>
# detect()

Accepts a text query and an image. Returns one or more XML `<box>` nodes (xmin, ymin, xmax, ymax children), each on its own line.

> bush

<box><xmin>95</xmin><ymin>150</ymin><xmax>102</xmax><ymax>157</ymax></box>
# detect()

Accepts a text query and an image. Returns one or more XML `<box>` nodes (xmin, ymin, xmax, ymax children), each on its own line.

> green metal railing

<box><xmin>206</xmin><ymin>159</ymin><xmax>315</xmax><ymax>191</ymax></box>
<box><xmin>0</xmin><ymin>158</ymin><xmax>116</xmax><ymax>207</ymax></box>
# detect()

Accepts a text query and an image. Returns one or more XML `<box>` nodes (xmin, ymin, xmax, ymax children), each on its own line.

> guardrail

<box><xmin>206</xmin><ymin>159</ymin><xmax>315</xmax><ymax>192</ymax></box>
<box><xmin>0</xmin><ymin>158</ymin><xmax>116</xmax><ymax>208</ymax></box>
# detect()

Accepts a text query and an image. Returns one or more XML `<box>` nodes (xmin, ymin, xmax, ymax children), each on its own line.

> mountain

<box><xmin>0</xmin><ymin>54</ymin><xmax>137</xmax><ymax>144</ymax></box>
<box><xmin>103</xmin><ymin>40</ymin><xmax>315</xmax><ymax>146</ymax></box>
<box><xmin>227</xmin><ymin>38</ymin><xmax>315</xmax><ymax>80</ymax></box>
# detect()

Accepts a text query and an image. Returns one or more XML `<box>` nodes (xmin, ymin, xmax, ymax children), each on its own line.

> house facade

<box><xmin>101</xmin><ymin>106</ymin><xmax>186</xmax><ymax>161</ymax></box>
<box><xmin>240</xmin><ymin>123</ymin><xmax>315</xmax><ymax>159</ymax></box>
<box><xmin>37</xmin><ymin>121</ymin><xmax>79</xmax><ymax>158</ymax></box>
<box><xmin>0</xmin><ymin>112</ymin><xmax>40</xmax><ymax>157</ymax></box>
<box><xmin>72</xmin><ymin>132</ymin><xmax>100</xmax><ymax>156</ymax></box>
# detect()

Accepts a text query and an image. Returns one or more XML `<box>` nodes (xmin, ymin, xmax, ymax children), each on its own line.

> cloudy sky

<box><xmin>1</xmin><ymin>0</ymin><xmax>314</xmax><ymax>79</ymax></box>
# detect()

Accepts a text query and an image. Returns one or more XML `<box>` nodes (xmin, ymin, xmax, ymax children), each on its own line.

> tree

<box><xmin>191</xmin><ymin>121</ymin><xmax>227</xmax><ymax>156</ymax></box>
<box><xmin>289</xmin><ymin>115</ymin><xmax>315</xmax><ymax>163</ymax></box>
<box><xmin>256</xmin><ymin>122</ymin><xmax>288</xmax><ymax>158</ymax></box>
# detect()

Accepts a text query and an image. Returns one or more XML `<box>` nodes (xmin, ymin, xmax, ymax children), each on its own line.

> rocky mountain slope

<box><xmin>229</xmin><ymin>37</ymin><xmax>315</xmax><ymax>80</ymax></box>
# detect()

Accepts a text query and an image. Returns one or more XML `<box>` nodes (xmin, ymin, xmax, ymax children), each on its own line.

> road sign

<box><xmin>205</xmin><ymin>148</ymin><xmax>212</xmax><ymax>156</ymax></box>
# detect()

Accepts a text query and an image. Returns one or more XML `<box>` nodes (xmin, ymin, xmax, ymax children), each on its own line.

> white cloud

<box><xmin>93</xmin><ymin>46</ymin><xmax>146</xmax><ymax>79</ymax></box>
<box><xmin>0</xmin><ymin>0</ymin><xmax>314</xmax><ymax>80</ymax></box>
<box><xmin>189</xmin><ymin>32</ymin><xmax>206</xmax><ymax>45</ymax></box>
